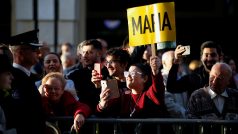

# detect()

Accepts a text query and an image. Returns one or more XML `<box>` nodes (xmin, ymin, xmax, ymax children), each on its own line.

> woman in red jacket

<box><xmin>97</xmin><ymin>56</ymin><xmax>173</xmax><ymax>134</ymax></box>
<box><xmin>41</xmin><ymin>72</ymin><xmax>91</xmax><ymax>133</ymax></box>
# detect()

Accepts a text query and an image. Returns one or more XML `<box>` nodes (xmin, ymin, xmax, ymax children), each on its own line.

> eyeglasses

<box><xmin>43</xmin><ymin>84</ymin><xmax>61</xmax><ymax>91</ymax></box>
<box><xmin>124</xmin><ymin>71</ymin><xmax>142</xmax><ymax>78</ymax></box>
<box><xmin>104</xmin><ymin>60</ymin><xmax>120</xmax><ymax>66</ymax></box>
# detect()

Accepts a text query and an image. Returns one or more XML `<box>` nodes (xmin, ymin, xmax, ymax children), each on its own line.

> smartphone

<box><xmin>101</xmin><ymin>79</ymin><xmax>120</xmax><ymax>99</ymax></box>
<box><xmin>182</xmin><ymin>45</ymin><xmax>190</xmax><ymax>55</ymax></box>
<box><xmin>94</xmin><ymin>63</ymin><xmax>102</xmax><ymax>75</ymax></box>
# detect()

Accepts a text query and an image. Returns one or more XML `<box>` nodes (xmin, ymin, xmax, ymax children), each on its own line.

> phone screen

<box><xmin>94</xmin><ymin>63</ymin><xmax>101</xmax><ymax>75</ymax></box>
<box><xmin>101</xmin><ymin>79</ymin><xmax>120</xmax><ymax>99</ymax></box>
<box><xmin>182</xmin><ymin>45</ymin><xmax>190</xmax><ymax>55</ymax></box>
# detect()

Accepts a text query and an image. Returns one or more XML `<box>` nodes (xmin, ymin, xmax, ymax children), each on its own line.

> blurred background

<box><xmin>0</xmin><ymin>0</ymin><xmax>237</xmax><ymax>60</ymax></box>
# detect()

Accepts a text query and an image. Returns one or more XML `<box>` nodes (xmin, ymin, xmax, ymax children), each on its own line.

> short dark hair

<box><xmin>106</xmin><ymin>47</ymin><xmax>130</xmax><ymax>65</ymax></box>
<box><xmin>81</xmin><ymin>39</ymin><xmax>102</xmax><ymax>51</ymax></box>
<box><xmin>130</xmin><ymin>63</ymin><xmax>152</xmax><ymax>90</ymax></box>
<box><xmin>132</xmin><ymin>63</ymin><xmax>151</xmax><ymax>77</ymax></box>
<box><xmin>200</xmin><ymin>41</ymin><xmax>222</xmax><ymax>56</ymax></box>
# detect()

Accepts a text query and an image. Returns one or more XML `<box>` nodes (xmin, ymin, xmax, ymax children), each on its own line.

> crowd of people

<box><xmin>0</xmin><ymin>29</ymin><xmax>238</xmax><ymax>134</ymax></box>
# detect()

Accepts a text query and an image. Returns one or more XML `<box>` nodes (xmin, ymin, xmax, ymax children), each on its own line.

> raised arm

<box><xmin>146</xmin><ymin>56</ymin><xmax>165</xmax><ymax>105</ymax></box>
<box><xmin>150</xmin><ymin>56</ymin><xmax>161</xmax><ymax>76</ymax></box>
<box><xmin>166</xmin><ymin>45</ymin><xmax>188</xmax><ymax>93</ymax></box>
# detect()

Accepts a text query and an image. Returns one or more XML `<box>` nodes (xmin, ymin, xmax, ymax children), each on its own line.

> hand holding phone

<box><xmin>101</xmin><ymin>79</ymin><xmax>120</xmax><ymax>99</ymax></box>
<box><xmin>182</xmin><ymin>45</ymin><xmax>190</xmax><ymax>55</ymax></box>
<box><xmin>94</xmin><ymin>63</ymin><xmax>102</xmax><ymax>75</ymax></box>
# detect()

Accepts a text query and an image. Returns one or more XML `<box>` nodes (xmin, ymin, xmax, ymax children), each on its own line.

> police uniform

<box><xmin>9</xmin><ymin>29</ymin><xmax>46</xmax><ymax>134</ymax></box>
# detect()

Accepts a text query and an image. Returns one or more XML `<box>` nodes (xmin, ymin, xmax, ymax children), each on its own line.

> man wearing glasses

<box><xmin>92</xmin><ymin>47</ymin><xmax>131</xmax><ymax>93</ymax></box>
<box><xmin>91</xmin><ymin>47</ymin><xmax>131</xmax><ymax>134</ymax></box>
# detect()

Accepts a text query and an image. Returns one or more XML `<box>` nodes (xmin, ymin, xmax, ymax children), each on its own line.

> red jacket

<box><xmin>97</xmin><ymin>72</ymin><xmax>169</xmax><ymax>118</ymax></box>
<box><xmin>42</xmin><ymin>91</ymin><xmax>91</xmax><ymax>118</ymax></box>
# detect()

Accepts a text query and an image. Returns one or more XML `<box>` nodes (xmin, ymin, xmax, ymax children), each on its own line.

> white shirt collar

<box><xmin>13</xmin><ymin>63</ymin><xmax>31</xmax><ymax>77</ymax></box>
<box><xmin>208</xmin><ymin>87</ymin><xmax>228</xmax><ymax>99</ymax></box>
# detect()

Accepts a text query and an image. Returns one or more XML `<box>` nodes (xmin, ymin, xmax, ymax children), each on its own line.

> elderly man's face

<box><xmin>209</xmin><ymin>64</ymin><xmax>230</xmax><ymax>94</ymax></box>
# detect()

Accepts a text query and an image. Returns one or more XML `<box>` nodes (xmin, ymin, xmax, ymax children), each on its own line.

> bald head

<box><xmin>162</xmin><ymin>50</ymin><xmax>174</xmax><ymax>71</ymax></box>
<box><xmin>211</xmin><ymin>62</ymin><xmax>232</xmax><ymax>79</ymax></box>
<box><xmin>209</xmin><ymin>62</ymin><xmax>232</xmax><ymax>94</ymax></box>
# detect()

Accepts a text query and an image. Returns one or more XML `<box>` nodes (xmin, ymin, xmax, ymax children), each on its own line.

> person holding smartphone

<box><xmin>97</xmin><ymin>55</ymin><xmax>174</xmax><ymax>134</ymax></box>
<box><xmin>91</xmin><ymin>47</ymin><xmax>131</xmax><ymax>134</ymax></box>
<box><xmin>92</xmin><ymin>47</ymin><xmax>131</xmax><ymax>94</ymax></box>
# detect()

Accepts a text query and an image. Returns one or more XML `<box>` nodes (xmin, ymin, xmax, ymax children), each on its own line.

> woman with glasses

<box><xmin>41</xmin><ymin>72</ymin><xmax>91</xmax><ymax>133</ymax></box>
<box><xmin>97</xmin><ymin>55</ymin><xmax>173</xmax><ymax>134</ymax></box>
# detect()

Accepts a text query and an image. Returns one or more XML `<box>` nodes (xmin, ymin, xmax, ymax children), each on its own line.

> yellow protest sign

<box><xmin>127</xmin><ymin>2</ymin><xmax>176</xmax><ymax>46</ymax></box>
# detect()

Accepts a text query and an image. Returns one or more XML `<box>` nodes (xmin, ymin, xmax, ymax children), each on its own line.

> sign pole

<box><xmin>151</xmin><ymin>43</ymin><xmax>157</xmax><ymax>56</ymax></box>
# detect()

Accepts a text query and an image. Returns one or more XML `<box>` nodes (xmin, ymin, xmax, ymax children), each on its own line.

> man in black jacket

<box><xmin>66</xmin><ymin>39</ymin><xmax>109</xmax><ymax>112</ymax></box>
<box><xmin>9</xmin><ymin>29</ymin><xmax>46</xmax><ymax>134</ymax></box>
<box><xmin>66</xmin><ymin>39</ymin><xmax>109</xmax><ymax>134</ymax></box>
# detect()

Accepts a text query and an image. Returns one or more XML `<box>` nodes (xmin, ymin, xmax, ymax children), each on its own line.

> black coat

<box><xmin>11</xmin><ymin>67</ymin><xmax>45</xmax><ymax>134</ymax></box>
<box><xmin>0</xmin><ymin>89</ymin><xmax>16</xmax><ymax>130</ymax></box>
<box><xmin>166</xmin><ymin>64</ymin><xmax>204</xmax><ymax>97</ymax></box>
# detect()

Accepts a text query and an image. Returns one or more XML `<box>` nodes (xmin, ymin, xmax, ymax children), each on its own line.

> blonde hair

<box><xmin>42</xmin><ymin>72</ymin><xmax>66</xmax><ymax>89</ymax></box>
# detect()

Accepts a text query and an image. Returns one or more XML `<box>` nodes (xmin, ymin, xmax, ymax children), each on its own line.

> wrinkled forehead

<box><xmin>210</xmin><ymin>64</ymin><xmax>231</xmax><ymax>78</ymax></box>
<box><xmin>210</xmin><ymin>68</ymin><xmax>222</xmax><ymax>77</ymax></box>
